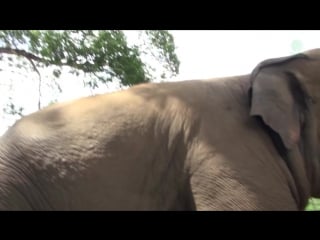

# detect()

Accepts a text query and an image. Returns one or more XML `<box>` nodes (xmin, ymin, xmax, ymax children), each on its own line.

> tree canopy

<box><xmin>0</xmin><ymin>30</ymin><xmax>179</xmax><ymax>87</ymax></box>
<box><xmin>0</xmin><ymin>30</ymin><xmax>180</xmax><ymax>117</ymax></box>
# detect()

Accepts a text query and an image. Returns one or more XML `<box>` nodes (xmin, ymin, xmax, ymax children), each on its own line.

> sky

<box><xmin>1</xmin><ymin>30</ymin><xmax>320</xmax><ymax>135</ymax></box>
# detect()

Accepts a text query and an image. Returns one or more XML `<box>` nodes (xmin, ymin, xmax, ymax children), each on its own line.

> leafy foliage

<box><xmin>0</xmin><ymin>30</ymin><xmax>180</xmax><ymax>125</ymax></box>
<box><xmin>3</xmin><ymin>97</ymin><xmax>24</xmax><ymax>117</ymax></box>
<box><xmin>0</xmin><ymin>30</ymin><xmax>180</xmax><ymax>89</ymax></box>
<box><xmin>305</xmin><ymin>198</ymin><xmax>320</xmax><ymax>211</ymax></box>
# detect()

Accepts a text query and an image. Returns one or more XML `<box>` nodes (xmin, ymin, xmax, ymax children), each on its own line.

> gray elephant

<box><xmin>1</xmin><ymin>49</ymin><xmax>320</xmax><ymax>210</ymax></box>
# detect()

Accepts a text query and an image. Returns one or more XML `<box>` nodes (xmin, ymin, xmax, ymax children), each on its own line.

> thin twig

<box><xmin>26</xmin><ymin>57</ymin><xmax>42</xmax><ymax>110</ymax></box>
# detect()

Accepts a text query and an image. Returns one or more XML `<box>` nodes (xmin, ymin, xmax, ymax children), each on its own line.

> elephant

<box><xmin>1</xmin><ymin>49</ymin><xmax>320</xmax><ymax>211</ymax></box>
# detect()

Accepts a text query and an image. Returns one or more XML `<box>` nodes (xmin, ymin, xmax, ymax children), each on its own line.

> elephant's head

<box><xmin>248</xmin><ymin>49</ymin><xmax>320</xmax><ymax>204</ymax></box>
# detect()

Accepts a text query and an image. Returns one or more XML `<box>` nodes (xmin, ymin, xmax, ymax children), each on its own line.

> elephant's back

<box><xmin>0</xmin><ymin>75</ymin><xmax>254</xmax><ymax>210</ymax></box>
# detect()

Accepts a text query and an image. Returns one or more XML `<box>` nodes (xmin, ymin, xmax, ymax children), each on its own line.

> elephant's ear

<box><xmin>249</xmin><ymin>55</ymin><xmax>309</xmax><ymax>150</ymax></box>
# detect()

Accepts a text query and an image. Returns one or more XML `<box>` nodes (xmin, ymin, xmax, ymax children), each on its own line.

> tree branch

<box><xmin>0</xmin><ymin>47</ymin><xmax>46</xmax><ymax>63</ymax></box>
<box><xmin>26</xmin><ymin>57</ymin><xmax>42</xmax><ymax>110</ymax></box>
<box><xmin>0</xmin><ymin>47</ymin><xmax>87</xmax><ymax>71</ymax></box>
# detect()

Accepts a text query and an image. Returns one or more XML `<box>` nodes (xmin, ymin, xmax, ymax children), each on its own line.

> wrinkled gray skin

<box><xmin>1</xmin><ymin>49</ymin><xmax>320</xmax><ymax>211</ymax></box>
